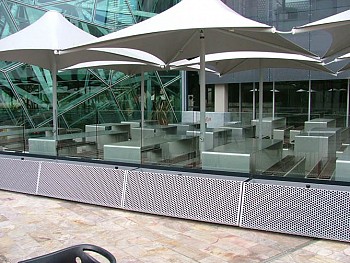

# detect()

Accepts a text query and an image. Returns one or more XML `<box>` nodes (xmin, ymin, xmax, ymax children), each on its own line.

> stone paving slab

<box><xmin>0</xmin><ymin>190</ymin><xmax>349</xmax><ymax>263</ymax></box>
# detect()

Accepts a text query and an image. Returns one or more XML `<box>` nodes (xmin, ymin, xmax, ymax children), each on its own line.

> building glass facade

<box><xmin>0</xmin><ymin>0</ymin><xmax>182</xmax><ymax>135</ymax></box>
<box><xmin>1</xmin><ymin>0</ymin><xmax>350</xmax><ymax>185</ymax></box>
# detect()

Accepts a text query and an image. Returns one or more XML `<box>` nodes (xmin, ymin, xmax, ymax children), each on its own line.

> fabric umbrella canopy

<box><xmin>0</xmin><ymin>10</ymin><xmax>164</xmax><ymax>147</ymax></box>
<box><xmin>173</xmin><ymin>51</ymin><xmax>334</xmax><ymax>138</ymax></box>
<box><xmin>173</xmin><ymin>52</ymin><xmax>333</xmax><ymax>75</ymax></box>
<box><xmin>0</xmin><ymin>11</ymin><xmax>164</xmax><ymax>69</ymax></box>
<box><xmin>66</xmin><ymin>0</ymin><xmax>316</xmax><ymax>152</ymax></box>
<box><xmin>334</xmin><ymin>52</ymin><xmax>350</xmax><ymax>73</ymax></box>
<box><xmin>291</xmin><ymin>9</ymin><xmax>350</xmax><ymax>59</ymax></box>
<box><xmin>68</xmin><ymin>0</ymin><xmax>315</xmax><ymax>63</ymax></box>
<box><xmin>63</xmin><ymin>61</ymin><xmax>215</xmax><ymax>75</ymax></box>
<box><xmin>64</xmin><ymin>61</ymin><xmax>165</xmax><ymax>75</ymax></box>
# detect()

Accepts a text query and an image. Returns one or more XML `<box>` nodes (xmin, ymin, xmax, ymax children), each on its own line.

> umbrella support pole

<box><xmin>308</xmin><ymin>79</ymin><xmax>312</xmax><ymax>121</ymax></box>
<box><xmin>52</xmin><ymin>59</ymin><xmax>58</xmax><ymax>154</ymax></box>
<box><xmin>141</xmin><ymin>71</ymin><xmax>145</xmax><ymax>166</ymax></box>
<box><xmin>253</xmin><ymin>83</ymin><xmax>256</xmax><ymax>120</ymax></box>
<box><xmin>199</xmin><ymin>30</ymin><xmax>206</xmax><ymax>157</ymax></box>
<box><xmin>272</xmin><ymin>81</ymin><xmax>275</xmax><ymax>119</ymax></box>
<box><xmin>141</xmin><ymin>71</ymin><xmax>145</xmax><ymax>127</ymax></box>
<box><xmin>239</xmin><ymin>83</ymin><xmax>242</xmax><ymax>122</ymax></box>
<box><xmin>258</xmin><ymin>65</ymin><xmax>263</xmax><ymax>140</ymax></box>
<box><xmin>347</xmin><ymin>79</ymin><xmax>350</xmax><ymax>127</ymax></box>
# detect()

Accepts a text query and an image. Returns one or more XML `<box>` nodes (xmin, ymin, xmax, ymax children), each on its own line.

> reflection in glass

<box><xmin>1</xmin><ymin>0</ymin><xmax>350</xmax><ymax>184</ymax></box>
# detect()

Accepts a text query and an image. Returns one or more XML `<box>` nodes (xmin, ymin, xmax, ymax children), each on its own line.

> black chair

<box><xmin>18</xmin><ymin>244</ymin><xmax>116</xmax><ymax>263</ymax></box>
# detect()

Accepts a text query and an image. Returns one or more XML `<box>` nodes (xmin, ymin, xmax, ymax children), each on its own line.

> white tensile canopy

<box><xmin>173</xmin><ymin>52</ymin><xmax>333</xmax><ymax>75</ymax></box>
<box><xmin>67</xmin><ymin>0</ymin><xmax>316</xmax><ymax>152</ymax></box>
<box><xmin>292</xmin><ymin>9</ymin><xmax>350</xmax><ymax>59</ymax></box>
<box><xmin>335</xmin><ymin>52</ymin><xmax>350</xmax><ymax>73</ymax></box>
<box><xmin>0</xmin><ymin>11</ymin><xmax>164</xmax><ymax>69</ymax></box>
<box><xmin>292</xmin><ymin>9</ymin><xmax>350</xmax><ymax>127</ymax></box>
<box><xmin>174</xmin><ymin>51</ymin><xmax>333</xmax><ymax>138</ymax></box>
<box><xmin>70</xmin><ymin>0</ymin><xmax>315</xmax><ymax>63</ymax></box>
<box><xmin>0</xmin><ymin>11</ymin><xmax>94</xmax><ymax>69</ymax></box>
<box><xmin>63</xmin><ymin>61</ymin><xmax>215</xmax><ymax>75</ymax></box>
<box><xmin>64</xmin><ymin>61</ymin><xmax>165</xmax><ymax>76</ymax></box>
<box><xmin>0</xmin><ymin>10</ymin><xmax>164</xmax><ymax>145</ymax></box>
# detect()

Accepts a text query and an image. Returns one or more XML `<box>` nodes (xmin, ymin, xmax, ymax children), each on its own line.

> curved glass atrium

<box><xmin>1</xmin><ymin>0</ymin><xmax>350</xmax><ymax>185</ymax></box>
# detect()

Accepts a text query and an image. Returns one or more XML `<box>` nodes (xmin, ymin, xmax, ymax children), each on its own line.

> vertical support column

<box><xmin>181</xmin><ymin>71</ymin><xmax>187</xmax><ymax>111</ymax></box>
<box><xmin>51</xmin><ymin>54</ymin><xmax>58</xmax><ymax>155</ymax></box>
<box><xmin>147</xmin><ymin>74</ymin><xmax>152</xmax><ymax>121</ymax></box>
<box><xmin>308</xmin><ymin>79</ymin><xmax>312</xmax><ymax>121</ymax></box>
<box><xmin>347</xmin><ymin>79</ymin><xmax>350</xmax><ymax>127</ymax></box>
<box><xmin>272</xmin><ymin>81</ymin><xmax>276</xmax><ymax>119</ymax></box>
<box><xmin>199</xmin><ymin>30</ymin><xmax>206</xmax><ymax>155</ymax></box>
<box><xmin>141</xmin><ymin>71</ymin><xmax>145</xmax><ymax>151</ymax></box>
<box><xmin>214</xmin><ymin>84</ymin><xmax>228</xmax><ymax>112</ymax></box>
<box><xmin>252</xmin><ymin>82</ymin><xmax>256</xmax><ymax>120</ymax></box>
<box><xmin>141</xmin><ymin>72</ymin><xmax>145</xmax><ymax>127</ymax></box>
<box><xmin>239</xmin><ymin>83</ymin><xmax>242</xmax><ymax>122</ymax></box>
<box><xmin>258</xmin><ymin>66</ymin><xmax>264</xmax><ymax>140</ymax></box>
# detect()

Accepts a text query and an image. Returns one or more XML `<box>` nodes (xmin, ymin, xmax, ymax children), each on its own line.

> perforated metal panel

<box><xmin>0</xmin><ymin>157</ymin><xmax>39</xmax><ymax>194</ymax></box>
<box><xmin>241</xmin><ymin>182</ymin><xmax>350</xmax><ymax>242</ymax></box>
<box><xmin>2</xmin><ymin>155</ymin><xmax>350</xmax><ymax>242</ymax></box>
<box><xmin>38</xmin><ymin>162</ymin><xmax>125</xmax><ymax>208</ymax></box>
<box><xmin>124</xmin><ymin>171</ymin><xmax>242</xmax><ymax>225</ymax></box>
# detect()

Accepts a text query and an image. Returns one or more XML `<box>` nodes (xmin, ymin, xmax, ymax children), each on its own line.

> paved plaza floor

<box><xmin>0</xmin><ymin>190</ymin><xmax>349</xmax><ymax>263</ymax></box>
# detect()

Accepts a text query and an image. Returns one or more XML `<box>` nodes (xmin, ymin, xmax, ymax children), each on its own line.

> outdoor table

<box><xmin>202</xmin><ymin>138</ymin><xmax>283</xmax><ymax>173</ymax></box>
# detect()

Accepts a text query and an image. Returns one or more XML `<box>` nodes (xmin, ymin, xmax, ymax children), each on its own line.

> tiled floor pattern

<box><xmin>0</xmin><ymin>190</ymin><xmax>349</xmax><ymax>263</ymax></box>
